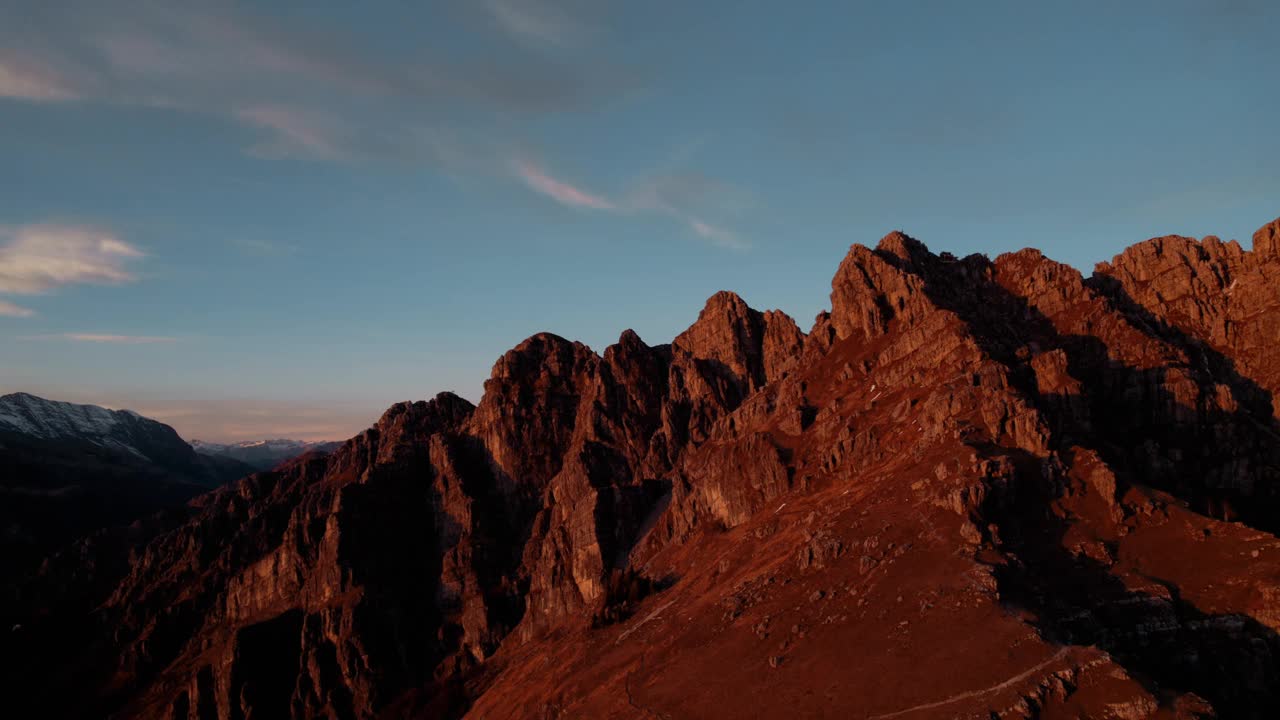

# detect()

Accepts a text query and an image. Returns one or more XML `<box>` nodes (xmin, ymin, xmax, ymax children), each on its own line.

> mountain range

<box><xmin>5</xmin><ymin>218</ymin><xmax>1280</xmax><ymax>718</ymax></box>
<box><xmin>189</xmin><ymin>438</ymin><xmax>343</xmax><ymax>471</ymax></box>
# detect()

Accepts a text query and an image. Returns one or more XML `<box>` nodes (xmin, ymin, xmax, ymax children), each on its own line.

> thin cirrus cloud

<box><xmin>515</xmin><ymin>159</ymin><xmax>616</xmax><ymax>210</ymax></box>
<box><xmin>3</xmin><ymin>2</ymin><xmax>746</xmax><ymax>253</ymax></box>
<box><xmin>0</xmin><ymin>2</ymin><xmax>635</xmax><ymax>163</ymax></box>
<box><xmin>4</xmin><ymin>3</ymin><xmax>744</xmax><ymax>250</ymax></box>
<box><xmin>689</xmin><ymin>220</ymin><xmax>747</xmax><ymax>250</ymax></box>
<box><xmin>482</xmin><ymin>0</ymin><xmax>592</xmax><ymax>48</ymax></box>
<box><xmin>0</xmin><ymin>300</ymin><xmax>36</xmax><ymax>318</ymax></box>
<box><xmin>236</xmin><ymin>106</ymin><xmax>348</xmax><ymax>161</ymax></box>
<box><xmin>513</xmin><ymin>158</ymin><xmax>750</xmax><ymax>250</ymax></box>
<box><xmin>21</xmin><ymin>333</ymin><xmax>177</xmax><ymax>344</ymax></box>
<box><xmin>0</xmin><ymin>53</ymin><xmax>79</xmax><ymax>101</ymax></box>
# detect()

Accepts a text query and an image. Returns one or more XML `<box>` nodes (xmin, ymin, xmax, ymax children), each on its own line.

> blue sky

<box><xmin>1</xmin><ymin>0</ymin><xmax>1277</xmax><ymax>441</ymax></box>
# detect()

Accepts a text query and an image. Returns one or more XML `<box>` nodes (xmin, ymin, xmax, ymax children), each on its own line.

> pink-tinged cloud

<box><xmin>0</xmin><ymin>224</ymin><xmax>144</xmax><ymax>295</ymax></box>
<box><xmin>23</xmin><ymin>333</ymin><xmax>176</xmax><ymax>344</ymax></box>
<box><xmin>0</xmin><ymin>57</ymin><xmax>78</xmax><ymax>101</ymax></box>
<box><xmin>0</xmin><ymin>300</ymin><xmax>35</xmax><ymax>317</ymax></box>
<box><xmin>512</xmin><ymin>158</ymin><xmax>749</xmax><ymax>249</ymax></box>
<box><xmin>514</xmin><ymin>160</ymin><xmax>616</xmax><ymax>210</ymax></box>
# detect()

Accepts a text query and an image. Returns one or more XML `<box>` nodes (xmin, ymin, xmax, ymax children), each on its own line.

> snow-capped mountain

<box><xmin>190</xmin><ymin>438</ymin><xmax>341</xmax><ymax>470</ymax></box>
<box><xmin>0</xmin><ymin>391</ymin><xmax>195</xmax><ymax>465</ymax></box>
<box><xmin>0</xmin><ymin>391</ymin><xmax>253</xmax><ymax>581</ymax></box>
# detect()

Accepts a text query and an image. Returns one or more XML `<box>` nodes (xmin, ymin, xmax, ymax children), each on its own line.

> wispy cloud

<box><xmin>0</xmin><ymin>300</ymin><xmax>36</xmax><ymax>317</ymax></box>
<box><xmin>0</xmin><ymin>224</ymin><xmax>144</xmax><ymax>295</ymax></box>
<box><xmin>630</xmin><ymin>171</ymin><xmax>754</xmax><ymax>249</ymax></box>
<box><xmin>5</xmin><ymin>4</ymin><xmax>745</xmax><ymax>252</ymax></box>
<box><xmin>628</xmin><ymin>172</ymin><xmax>752</xmax><ymax>217</ymax></box>
<box><xmin>1</xmin><ymin>2</ymin><xmax>635</xmax><ymax>162</ymax></box>
<box><xmin>483</xmin><ymin>0</ymin><xmax>590</xmax><ymax>48</ymax></box>
<box><xmin>513</xmin><ymin>158</ymin><xmax>752</xmax><ymax>249</ymax></box>
<box><xmin>21</xmin><ymin>333</ymin><xmax>176</xmax><ymax>344</ymax></box>
<box><xmin>236</xmin><ymin>106</ymin><xmax>347</xmax><ymax>160</ymax></box>
<box><xmin>689</xmin><ymin>219</ymin><xmax>747</xmax><ymax>250</ymax></box>
<box><xmin>0</xmin><ymin>54</ymin><xmax>79</xmax><ymax>101</ymax></box>
<box><xmin>515</xmin><ymin>159</ymin><xmax>616</xmax><ymax>210</ymax></box>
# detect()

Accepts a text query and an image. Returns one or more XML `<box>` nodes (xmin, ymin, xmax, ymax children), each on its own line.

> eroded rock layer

<box><xmin>7</xmin><ymin>218</ymin><xmax>1280</xmax><ymax>719</ymax></box>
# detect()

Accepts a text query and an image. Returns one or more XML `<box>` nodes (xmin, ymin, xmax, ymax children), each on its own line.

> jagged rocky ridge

<box><xmin>6</xmin><ymin>219</ymin><xmax>1280</xmax><ymax>719</ymax></box>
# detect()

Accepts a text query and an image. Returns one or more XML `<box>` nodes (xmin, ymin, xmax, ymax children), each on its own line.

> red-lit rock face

<box><xmin>8</xmin><ymin>218</ymin><xmax>1280</xmax><ymax>719</ymax></box>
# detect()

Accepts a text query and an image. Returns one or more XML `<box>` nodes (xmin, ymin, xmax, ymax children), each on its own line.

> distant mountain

<box><xmin>2</xmin><ymin>392</ymin><xmax>204</xmax><ymax>467</ymax></box>
<box><xmin>190</xmin><ymin>437</ymin><xmax>341</xmax><ymax>470</ymax></box>
<box><xmin>0</xmin><ymin>392</ymin><xmax>252</xmax><ymax>581</ymax></box>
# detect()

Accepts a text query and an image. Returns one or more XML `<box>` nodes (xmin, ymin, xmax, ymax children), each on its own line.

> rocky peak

<box><xmin>828</xmin><ymin>238</ymin><xmax>931</xmax><ymax>341</ymax></box>
<box><xmin>1091</xmin><ymin>223</ymin><xmax>1280</xmax><ymax>401</ymax></box>
<box><xmin>874</xmin><ymin>229</ymin><xmax>929</xmax><ymax>265</ymax></box>
<box><xmin>1093</xmin><ymin>234</ymin><xmax>1229</xmax><ymax>284</ymax></box>
<box><xmin>612</xmin><ymin>328</ymin><xmax>648</xmax><ymax>353</ymax></box>
<box><xmin>600</xmin><ymin>330</ymin><xmax>669</xmax><ymax>405</ymax></box>
<box><xmin>673</xmin><ymin>292</ymin><xmax>757</xmax><ymax>359</ymax></box>
<box><xmin>486</xmin><ymin>332</ymin><xmax>595</xmax><ymax>383</ymax></box>
<box><xmin>469</xmin><ymin>333</ymin><xmax>600</xmax><ymax>487</ymax></box>
<box><xmin>372</xmin><ymin>393</ymin><xmax>476</xmax><ymax>455</ymax></box>
<box><xmin>673</xmin><ymin>290</ymin><xmax>801</xmax><ymax>390</ymax></box>
<box><xmin>992</xmin><ymin>248</ymin><xmax>1089</xmax><ymax>318</ymax></box>
<box><xmin>601</xmin><ymin>329</ymin><xmax>667</xmax><ymax>378</ymax></box>
<box><xmin>1255</xmin><ymin>216</ymin><xmax>1280</xmax><ymax>257</ymax></box>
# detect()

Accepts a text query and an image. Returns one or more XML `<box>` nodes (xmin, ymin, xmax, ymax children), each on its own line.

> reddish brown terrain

<box><xmin>5</xmin><ymin>218</ymin><xmax>1280</xmax><ymax>719</ymax></box>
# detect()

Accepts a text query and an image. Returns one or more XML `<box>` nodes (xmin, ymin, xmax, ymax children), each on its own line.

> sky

<box><xmin>1</xmin><ymin>0</ymin><xmax>1277</xmax><ymax>442</ymax></box>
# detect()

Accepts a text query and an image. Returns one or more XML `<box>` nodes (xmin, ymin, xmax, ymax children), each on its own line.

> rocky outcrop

<box><xmin>1093</xmin><ymin>218</ymin><xmax>1280</xmax><ymax>405</ymax></box>
<box><xmin>8</xmin><ymin>218</ymin><xmax>1280</xmax><ymax>719</ymax></box>
<box><xmin>673</xmin><ymin>291</ymin><xmax>804</xmax><ymax>391</ymax></box>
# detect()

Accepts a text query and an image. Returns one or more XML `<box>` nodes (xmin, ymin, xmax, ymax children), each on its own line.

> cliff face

<box><xmin>8</xmin><ymin>219</ymin><xmax>1280</xmax><ymax>719</ymax></box>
